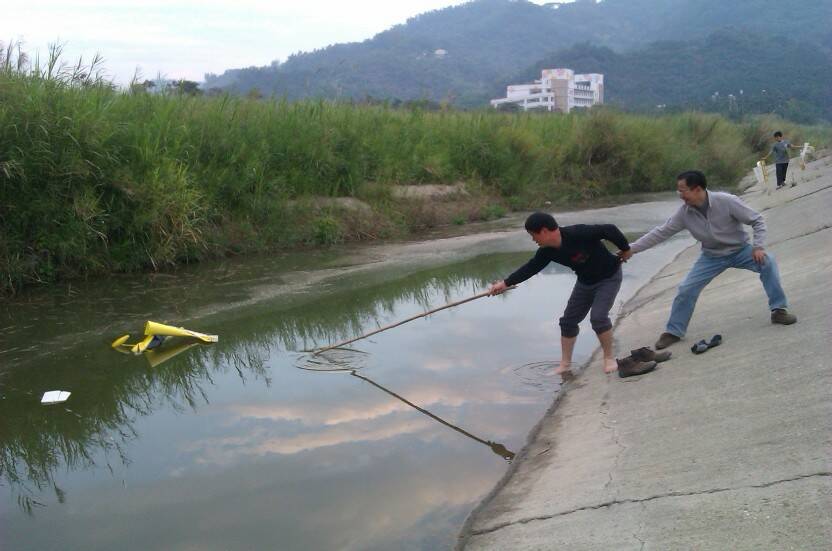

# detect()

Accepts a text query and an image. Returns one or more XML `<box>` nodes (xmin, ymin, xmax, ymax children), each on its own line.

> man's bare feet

<box><xmin>555</xmin><ymin>360</ymin><xmax>571</xmax><ymax>374</ymax></box>
<box><xmin>603</xmin><ymin>357</ymin><xmax>618</xmax><ymax>374</ymax></box>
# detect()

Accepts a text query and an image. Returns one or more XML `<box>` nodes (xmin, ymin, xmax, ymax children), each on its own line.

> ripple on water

<box><xmin>293</xmin><ymin>348</ymin><xmax>370</xmax><ymax>372</ymax></box>
<box><xmin>500</xmin><ymin>356</ymin><xmax>590</xmax><ymax>392</ymax></box>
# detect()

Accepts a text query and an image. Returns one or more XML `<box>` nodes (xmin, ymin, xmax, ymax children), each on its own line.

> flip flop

<box><xmin>691</xmin><ymin>340</ymin><xmax>709</xmax><ymax>354</ymax></box>
<box><xmin>691</xmin><ymin>334</ymin><xmax>722</xmax><ymax>354</ymax></box>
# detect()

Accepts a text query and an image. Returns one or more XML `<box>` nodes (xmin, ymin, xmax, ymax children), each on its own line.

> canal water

<box><xmin>0</xmin><ymin>199</ymin><xmax>691</xmax><ymax>550</ymax></box>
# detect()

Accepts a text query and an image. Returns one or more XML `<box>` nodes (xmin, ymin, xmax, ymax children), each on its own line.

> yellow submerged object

<box><xmin>111</xmin><ymin>334</ymin><xmax>167</xmax><ymax>355</ymax></box>
<box><xmin>111</xmin><ymin>334</ymin><xmax>130</xmax><ymax>348</ymax></box>
<box><xmin>144</xmin><ymin>321</ymin><xmax>218</xmax><ymax>343</ymax></box>
<box><xmin>110</xmin><ymin>320</ymin><xmax>218</xmax><ymax>356</ymax></box>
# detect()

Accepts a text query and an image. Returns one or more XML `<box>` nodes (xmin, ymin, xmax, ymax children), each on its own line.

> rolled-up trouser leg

<box><xmin>589</xmin><ymin>267</ymin><xmax>623</xmax><ymax>334</ymax></box>
<box><xmin>559</xmin><ymin>268</ymin><xmax>623</xmax><ymax>337</ymax></box>
<box><xmin>559</xmin><ymin>280</ymin><xmax>594</xmax><ymax>338</ymax></box>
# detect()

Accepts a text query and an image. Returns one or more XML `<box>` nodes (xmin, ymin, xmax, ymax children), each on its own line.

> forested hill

<box><xmin>510</xmin><ymin>31</ymin><xmax>832</xmax><ymax>123</ymax></box>
<box><xmin>203</xmin><ymin>0</ymin><xmax>832</xmax><ymax>115</ymax></box>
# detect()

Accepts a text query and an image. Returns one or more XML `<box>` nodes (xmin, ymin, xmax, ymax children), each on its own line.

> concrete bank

<box><xmin>459</xmin><ymin>157</ymin><xmax>832</xmax><ymax>550</ymax></box>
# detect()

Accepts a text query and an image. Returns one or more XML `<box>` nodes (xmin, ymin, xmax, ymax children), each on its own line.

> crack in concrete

<box><xmin>469</xmin><ymin>472</ymin><xmax>832</xmax><ymax>537</ymax></box>
<box><xmin>598</xmin><ymin>394</ymin><xmax>627</xmax><ymax>499</ymax></box>
<box><xmin>632</xmin><ymin>502</ymin><xmax>647</xmax><ymax>551</ymax></box>
<box><xmin>768</xmin><ymin>224</ymin><xmax>832</xmax><ymax>246</ymax></box>
<box><xmin>598</xmin><ymin>416</ymin><xmax>616</xmax><ymax>491</ymax></box>
<box><xmin>759</xmin><ymin>184</ymin><xmax>832</xmax><ymax>212</ymax></box>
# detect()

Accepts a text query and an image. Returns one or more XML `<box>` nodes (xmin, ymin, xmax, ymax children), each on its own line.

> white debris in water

<box><xmin>41</xmin><ymin>390</ymin><xmax>71</xmax><ymax>404</ymax></box>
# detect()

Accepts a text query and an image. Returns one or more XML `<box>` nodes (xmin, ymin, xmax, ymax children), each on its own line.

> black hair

<box><xmin>677</xmin><ymin>170</ymin><xmax>707</xmax><ymax>190</ymax></box>
<box><xmin>774</xmin><ymin>131</ymin><xmax>783</xmax><ymax>138</ymax></box>
<box><xmin>524</xmin><ymin>212</ymin><xmax>558</xmax><ymax>233</ymax></box>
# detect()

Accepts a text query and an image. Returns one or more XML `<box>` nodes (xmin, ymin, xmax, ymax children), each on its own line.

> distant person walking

<box><xmin>762</xmin><ymin>131</ymin><xmax>800</xmax><ymax>189</ymax></box>
<box><xmin>619</xmin><ymin>170</ymin><xmax>797</xmax><ymax>350</ymax></box>
<box><xmin>489</xmin><ymin>212</ymin><xmax>645</xmax><ymax>376</ymax></box>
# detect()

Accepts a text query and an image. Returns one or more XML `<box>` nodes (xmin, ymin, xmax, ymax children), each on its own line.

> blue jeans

<box><xmin>666</xmin><ymin>244</ymin><xmax>788</xmax><ymax>337</ymax></box>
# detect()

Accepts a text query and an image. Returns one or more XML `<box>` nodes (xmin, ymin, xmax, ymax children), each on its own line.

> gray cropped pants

<box><xmin>559</xmin><ymin>266</ymin><xmax>622</xmax><ymax>338</ymax></box>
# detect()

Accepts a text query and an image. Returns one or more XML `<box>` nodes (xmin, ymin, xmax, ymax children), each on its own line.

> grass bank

<box><xmin>1</xmin><ymin>51</ymin><xmax>829</xmax><ymax>295</ymax></box>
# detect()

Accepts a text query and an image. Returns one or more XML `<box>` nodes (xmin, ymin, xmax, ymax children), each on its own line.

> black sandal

<box><xmin>691</xmin><ymin>340</ymin><xmax>708</xmax><ymax>354</ymax></box>
<box><xmin>691</xmin><ymin>334</ymin><xmax>722</xmax><ymax>354</ymax></box>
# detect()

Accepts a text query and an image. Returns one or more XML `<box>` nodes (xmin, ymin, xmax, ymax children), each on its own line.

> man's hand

<box><xmin>489</xmin><ymin>280</ymin><xmax>508</xmax><ymax>296</ymax></box>
<box><xmin>752</xmin><ymin>247</ymin><xmax>767</xmax><ymax>265</ymax></box>
<box><xmin>617</xmin><ymin>249</ymin><xmax>634</xmax><ymax>262</ymax></box>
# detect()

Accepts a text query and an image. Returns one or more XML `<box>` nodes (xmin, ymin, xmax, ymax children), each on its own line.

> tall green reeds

<box><xmin>1</xmin><ymin>43</ymin><xmax>829</xmax><ymax>295</ymax></box>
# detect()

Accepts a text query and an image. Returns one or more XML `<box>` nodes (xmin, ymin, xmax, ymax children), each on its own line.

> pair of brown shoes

<box><xmin>616</xmin><ymin>347</ymin><xmax>672</xmax><ymax>378</ymax></box>
<box><xmin>616</xmin><ymin>356</ymin><xmax>656</xmax><ymax>378</ymax></box>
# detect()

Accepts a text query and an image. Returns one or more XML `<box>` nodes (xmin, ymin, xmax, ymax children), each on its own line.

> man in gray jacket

<box><xmin>618</xmin><ymin>170</ymin><xmax>797</xmax><ymax>349</ymax></box>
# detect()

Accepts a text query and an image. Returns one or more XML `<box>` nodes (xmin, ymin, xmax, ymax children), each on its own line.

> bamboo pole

<box><xmin>311</xmin><ymin>287</ymin><xmax>513</xmax><ymax>355</ymax></box>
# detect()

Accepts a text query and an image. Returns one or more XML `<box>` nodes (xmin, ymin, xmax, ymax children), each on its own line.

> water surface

<box><xmin>0</xmin><ymin>199</ymin><xmax>690</xmax><ymax>550</ymax></box>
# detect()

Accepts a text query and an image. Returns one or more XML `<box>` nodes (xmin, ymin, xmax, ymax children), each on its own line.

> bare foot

<box><xmin>555</xmin><ymin>360</ymin><xmax>571</xmax><ymax>375</ymax></box>
<box><xmin>603</xmin><ymin>357</ymin><xmax>618</xmax><ymax>374</ymax></box>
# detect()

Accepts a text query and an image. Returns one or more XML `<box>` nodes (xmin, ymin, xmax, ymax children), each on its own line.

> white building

<box><xmin>490</xmin><ymin>69</ymin><xmax>604</xmax><ymax>113</ymax></box>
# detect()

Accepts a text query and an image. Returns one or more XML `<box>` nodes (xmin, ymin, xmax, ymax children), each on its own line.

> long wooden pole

<box><xmin>311</xmin><ymin>287</ymin><xmax>512</xmax><ymax>355</ymax></box>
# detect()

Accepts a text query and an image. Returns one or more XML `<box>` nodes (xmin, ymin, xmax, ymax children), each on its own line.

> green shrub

<box><xmin>1</xmin><ymin>44</ymin><xmax>828</xmax><ymax>294</ymax></box>
<box><xmin>483</xmin><ymin>204</ymin><xmax>507</xmax><ymax>220</ymax></box>
<box><xmin>310</xmin><ymin>216</ymin><xmax>343</xmax><ymax>245</ymax></box>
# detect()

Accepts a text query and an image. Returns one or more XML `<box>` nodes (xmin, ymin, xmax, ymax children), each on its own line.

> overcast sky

<box><xmin>3</xmin><ymin>1</ymin><xmax>563</xmax><ymax>85</ymax></box>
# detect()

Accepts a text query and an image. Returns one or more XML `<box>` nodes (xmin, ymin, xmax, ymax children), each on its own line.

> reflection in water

<box><xmin>349</xmin><ymin>371</ymin><xmax>516</xmax><ymax>462</ymax></box>
<box><xmin>144</xmin><ymin>339</ymin><xmax>204</xmax><ymax>368</ymax></box>
<box><xmin>2</xmin><ymin>249</ymin><xmax>575</xmax><ymax>551</ymax></box>
<box><xmin>0</xmin><ymin>339</ymin><xmax>265</xmax><ymax>515</ymax></box>
<box><xmin>0</xmin><ymin>378</ymin><xmax>132</xmax><ymax>515</ymax></box>
<box><xmin>249</xmin><ymin>257</ymin><xmax>514</xmax><ymax>353</ymax></box>
<box><xmin>0</xmin><ymin>255</ymin><xmax>526</xmax><ymax>517</ymax></box>
<box><xmin>1</xmin><ymin>204</ymin><xmax>687</xmax><ymax>549</ymax></box>
<box><xmin>289</xmin><ymin>354</ymin><xmax>520</xmax><ymax>461</ymax></box>
<box><xmin>288</xmin><ymin>270</ymin><xmax>520</xmax><ymax>461</ymax></box>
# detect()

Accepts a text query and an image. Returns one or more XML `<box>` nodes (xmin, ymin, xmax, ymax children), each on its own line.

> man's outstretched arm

<box><xmin>489</xmin><ymin>249</ymin><xmax>549</xmax><ymax>295</ymax></box>
<box><xmin>624</xmin><ymin>210</ymin><xmax>686</xmax><ymax>257</ymax></box>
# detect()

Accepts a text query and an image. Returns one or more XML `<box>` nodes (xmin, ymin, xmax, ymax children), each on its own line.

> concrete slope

<box><xmin>459</xmin><ymin>156</ymin><xmax>832</xmax><ymax>550</ymax></box>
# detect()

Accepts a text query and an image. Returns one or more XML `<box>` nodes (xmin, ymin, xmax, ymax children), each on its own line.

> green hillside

<box><xmin>203</xmin><ymin>0</ymin><xmax>832</xmax><ymax>117</ymax></box>
<box><xmin>510</xmin><ymin>30</ymin><xmax>832</xmax><ymax>123</ymax></box>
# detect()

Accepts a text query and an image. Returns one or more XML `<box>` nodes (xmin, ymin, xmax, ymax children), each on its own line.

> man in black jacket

<box><xmin>489</xmin><ymin>212</ymin><xmax>630</xmax><ymax>375</ymax></box>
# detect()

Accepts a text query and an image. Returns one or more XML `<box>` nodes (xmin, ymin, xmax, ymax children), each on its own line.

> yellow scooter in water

<box><xmin>111</xmin><ymin>321</ymin><xmax>218</xmax><ymax>355</ymax></box>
